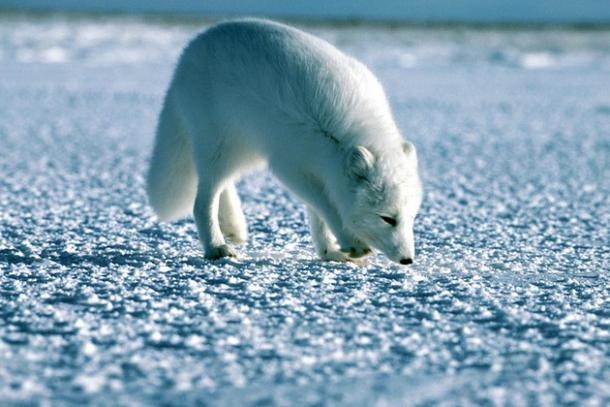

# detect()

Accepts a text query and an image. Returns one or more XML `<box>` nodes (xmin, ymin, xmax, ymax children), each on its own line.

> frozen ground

<box><xmin>0</xmin><ymin>14</ymin><xmax>609</xmax><ymax>406</ymax></box>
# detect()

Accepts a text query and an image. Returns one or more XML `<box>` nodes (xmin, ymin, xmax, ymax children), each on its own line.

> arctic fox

<box><xmin>147</xmin><ymin>19</ymin><xmax>422</xmax><ymax>264</ymax></box>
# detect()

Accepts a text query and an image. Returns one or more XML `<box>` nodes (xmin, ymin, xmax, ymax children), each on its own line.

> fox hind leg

<box><xmin>193</xmin><ymin>175</ymin><xmax>238</xmax><ymax>260</ymax></box>
<box><xmin>219</xmin><ymin>183</ymin><xmax>248</xmax><ymax>244</ymax></box>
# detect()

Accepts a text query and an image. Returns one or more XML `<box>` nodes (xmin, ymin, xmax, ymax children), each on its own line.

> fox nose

<box><xmin>400</xmin><ymin>257</ymin><xmax>413</xmax><ymax>265</ymax></box>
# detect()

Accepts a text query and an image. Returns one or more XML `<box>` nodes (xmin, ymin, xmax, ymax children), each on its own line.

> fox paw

<box><xmin>205</xmin><ymin>244</ymin><xmax>238</xmax><ymax>260</ymax></box>
<box><xmin>320</xmin><ymin>248</ymin><xmax>350</xmax><ymax>262</ymax></box>
<box><xmin>320</xmin><ymin>249</ymin><xmax>368</xmax><ymax>264</ymax></box>
<box><xmin>344</xmin><ymin>239</ymin><xmax>372</xmax><ymax>258</ymax></box>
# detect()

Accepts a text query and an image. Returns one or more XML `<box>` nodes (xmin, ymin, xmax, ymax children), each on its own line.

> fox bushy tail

<box><xmin>146</xmin><ymin>98</ymin><xmax>198</xmax><ymax>221</ymax></box>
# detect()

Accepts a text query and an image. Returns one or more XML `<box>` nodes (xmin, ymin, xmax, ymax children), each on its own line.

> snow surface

<box><xmin>0</xmin><ymin>14</ymin><xmax>609</xmax><ymax>406</ymax></box>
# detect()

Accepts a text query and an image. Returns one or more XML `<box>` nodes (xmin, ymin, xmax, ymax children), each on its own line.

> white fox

<box><xmin>147</xmin><ymin>19</ymin><xmax>422</xmax><ymax>265</ymax></box>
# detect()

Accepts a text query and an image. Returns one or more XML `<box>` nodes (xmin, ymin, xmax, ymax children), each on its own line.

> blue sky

<box><xmin>2</xmin><ymin>0</ymin><xmax>610</xmax><ymax>23</ymax></box>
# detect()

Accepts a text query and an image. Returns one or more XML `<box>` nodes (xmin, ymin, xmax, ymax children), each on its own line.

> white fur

<box><xmin>147</xmin><ymin>19</ymin><xmax>422</xmax><ymax>264</ymax></box>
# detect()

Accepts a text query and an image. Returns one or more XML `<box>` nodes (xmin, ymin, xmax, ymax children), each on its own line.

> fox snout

<box><xmin>380</xmin><ymin>241</ymin><xmax>415</xmax><ymax>265</ymax></box>
<box><xmin>394</xmin><ymin>228</ymin><xmax>415</xmax><ymax>266</ymax></box>
<box><xmin>393</xmin><ymin>250</ymin><xmax>414</xmax><ymax>265</ymax></box>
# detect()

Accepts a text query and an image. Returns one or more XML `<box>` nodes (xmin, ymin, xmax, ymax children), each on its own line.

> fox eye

<box><xmin>379</xmin><ymin>215</ymin><xmax>397</xmax><ymax>226</ymax></box>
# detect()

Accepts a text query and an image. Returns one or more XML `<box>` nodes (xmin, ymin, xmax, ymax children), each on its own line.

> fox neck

<box><xmin>313</xmin><ymin>147</ymin><xmax>359</xmax><ymax>227</ymax></box>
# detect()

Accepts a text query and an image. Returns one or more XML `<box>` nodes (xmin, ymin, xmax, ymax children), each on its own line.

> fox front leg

<box><xmin>307</xmin><ymin>207</ymin><xmax>370</xmax><ymax>262</ymax></box>
<box><xmin>307</xmin><ymin>207</ymin><xmax>350</xmax><ymax>262</ymax></box>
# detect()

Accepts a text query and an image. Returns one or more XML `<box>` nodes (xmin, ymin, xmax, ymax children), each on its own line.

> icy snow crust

<box><xmin>1</xmin><ymin>14</ymin><xmax>609</xmax><ymax>406</ymax></box>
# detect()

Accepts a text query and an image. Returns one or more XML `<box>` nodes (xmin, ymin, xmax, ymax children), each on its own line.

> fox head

<box><xmin>342</xmin><ymin>142</ymin><xmax>422</xmax><ymax>265</ymax></box>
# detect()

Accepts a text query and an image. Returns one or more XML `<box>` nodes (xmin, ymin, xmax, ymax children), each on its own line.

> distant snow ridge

<box><xmin>1</xmin><ymin>15</ymin><xmax>610</xmax><ymax>70</ymax></box>
<box><xmin>0</xmin><ymin>15</ymin><xmax>191</xmax><ymax>65</ymax></box>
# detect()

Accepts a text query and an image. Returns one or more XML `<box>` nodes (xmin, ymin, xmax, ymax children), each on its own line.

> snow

<box><xmin>1</xmin><ymin>14</ymin><xmax>609</xmax><ymax>406</ymax></box>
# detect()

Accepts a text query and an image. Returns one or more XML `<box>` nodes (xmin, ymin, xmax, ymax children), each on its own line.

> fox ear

<box><xmin>402</xmin><ymin>141</ymin><xmax>416</xmax><ymax>157</ymax></box>
<box><xmin>402</xmin><ymin>141</ymin><xmax>418</xmax><ymax>166</ymax></box>
<box><xmin>347</xmin><ymin>145</ymin><xmax>375</xmax><ymax>181</ymax></box>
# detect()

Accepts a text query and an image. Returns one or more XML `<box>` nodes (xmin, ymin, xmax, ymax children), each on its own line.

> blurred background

<box><xmin>2</xmin><ymin>0</ymin><xmax>610</xmax><ymax>23</ymax></box>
